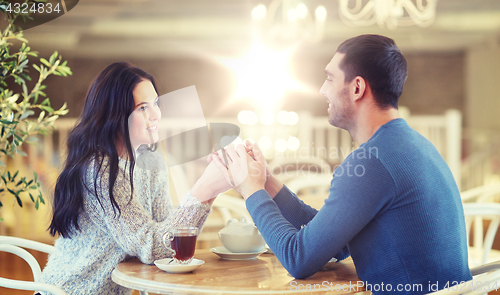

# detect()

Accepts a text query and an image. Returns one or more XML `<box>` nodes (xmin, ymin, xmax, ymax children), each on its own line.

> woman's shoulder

<box><xmin>135</xmin><ymin>148</ymin><xmax>167</xmax><ymax>171</ymax></box>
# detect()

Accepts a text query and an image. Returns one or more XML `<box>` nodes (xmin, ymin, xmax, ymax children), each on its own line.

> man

<box><xmin>212</xmin><ymin>34</ymin><xmax>471</xmax><ymax>294</ymax></box>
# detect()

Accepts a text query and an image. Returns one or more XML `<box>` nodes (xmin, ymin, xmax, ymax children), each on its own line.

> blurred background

<box><xmin>2</xmin><ymin>0</ymin><xmax>500</xmax><ymax>293</ymax></box>
<box><xmin>2</xmin><ymin>0</ymin><xmax>500</xmax><ymax>249</ymax></box>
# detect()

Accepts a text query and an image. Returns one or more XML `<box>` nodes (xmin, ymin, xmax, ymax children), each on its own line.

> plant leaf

<box><xmin>49</xmin><ymin>51</ymin><xmax>58</xmax><ymax>65</ymax></box>
<box><xmin>15</xmin><ymin>195</ymin><xmax>22</xmax><ymax>207</ymax></box>
<box><xmin>20</xmin><ymin>110</ymin><xmax>35</xmax><ymax>120</ymax></box>
<box><xmin>37</xmin><ymin>111</ymin><xmax>45</xmax><ymax>123</ymax></box>
<box><xmin>41</xmin><ymin>97</ymin><xmax>50</xmax><ymax>106</ymax></box>
<box><xmin>40</xmin><ymin>58</ymin><xmax>51</xmax><ymax>67</ymax></box>
<box><xmin>22</xmin><ymin>82</ymin><xmax>28</xmax><ymax>96</ymax></box>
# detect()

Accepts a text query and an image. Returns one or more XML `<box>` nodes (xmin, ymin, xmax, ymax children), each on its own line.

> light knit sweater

<box><xmin>38</xmin><ymin>150</ymin><xmax>211</xmax><ymax>294</ymax></box>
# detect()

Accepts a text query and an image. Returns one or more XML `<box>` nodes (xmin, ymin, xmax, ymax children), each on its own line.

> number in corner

<box><xmin>4</xmin><ymin>2</ymin><xmax>61</xmax><ymax>14</ymax></box>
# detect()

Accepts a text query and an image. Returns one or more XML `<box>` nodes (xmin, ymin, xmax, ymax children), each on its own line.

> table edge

<box><xmin>111</xmin><ymin>268</ymin><xmax>297</xmax><ymax>294</ymax></box>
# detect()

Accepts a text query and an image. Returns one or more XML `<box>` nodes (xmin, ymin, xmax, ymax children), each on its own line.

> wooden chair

<box><xmin>461</xmin><ymin>184</ymin><xmax>500</xmax><ymax>266</ymax></box>
<box><xmin>0</xmin><ymin>236</ymin><xmax>67</xmax><ymax>295</ymax></box>
<box><xmin>461</xmin><ymin>183</ymin><xmax>500</xmax><ymax>203</ymax></box>
<box><xmin>463</xmin><ymin>203</ymin><xmax>500</xmax><ymax>267</ymax></box>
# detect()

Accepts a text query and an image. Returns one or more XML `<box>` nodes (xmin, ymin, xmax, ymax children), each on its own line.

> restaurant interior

<box><xmin>1</xmin><ymin>0</ymin><xmax>500</xmax><ymax>294</ymax></box>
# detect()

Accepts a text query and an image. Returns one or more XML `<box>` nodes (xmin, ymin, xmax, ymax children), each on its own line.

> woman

<box><xmin>38</xmin><ymin>62</ymin><xmax>230</xmax><ymax>294</ymax></box>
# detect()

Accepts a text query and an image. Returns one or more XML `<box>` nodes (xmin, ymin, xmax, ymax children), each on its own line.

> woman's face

<box><xmin>129</xmin><ymin>79</ymin><xmax>161</xmax><ymax>151</ymax></box>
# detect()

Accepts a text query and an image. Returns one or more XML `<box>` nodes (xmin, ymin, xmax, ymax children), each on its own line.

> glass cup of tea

<box><xmin>162</xmin><ymin>226</ymin><xmax>199</xmax><ymax>264</ymax></box>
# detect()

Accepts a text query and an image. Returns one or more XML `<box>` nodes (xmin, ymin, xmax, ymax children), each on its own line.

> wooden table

<box><xmin>112</xmin><ymin>249</ymin><xmax>368</xmax><ymax>294</ymax></box>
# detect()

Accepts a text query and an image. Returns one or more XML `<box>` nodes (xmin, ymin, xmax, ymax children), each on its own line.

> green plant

<box><xmin>0</xmin><ymin>0</ymin><xmax>72</xmax><ymax>219</ymax></box>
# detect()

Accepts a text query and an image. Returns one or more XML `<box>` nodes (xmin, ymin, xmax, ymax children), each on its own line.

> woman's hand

<box><xmin>191</xmin><ymin>151</ymin><xmax>233</xmax><ymax>203</ymax></box>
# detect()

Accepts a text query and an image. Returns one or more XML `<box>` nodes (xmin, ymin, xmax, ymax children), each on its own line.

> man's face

<box><xmin>319</xmin><ymin>53</ymin><xmax>355</xmax><ymax>130</ymax></box>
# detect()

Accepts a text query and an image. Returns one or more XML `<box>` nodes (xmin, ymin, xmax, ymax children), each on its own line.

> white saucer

<box><xmin>210</xmin><ymin>246</ymin><xmax>266</xmax><ymax>260</ymax></box>
<box><xmin>154</xmin><ymin>258</ymin><xmax>204</xmax><ymax>273</ymax></box>
<box><xmin>264</xmin><ymin>245</ymin><xmax>273</xmax><ymax>254</ymax></box>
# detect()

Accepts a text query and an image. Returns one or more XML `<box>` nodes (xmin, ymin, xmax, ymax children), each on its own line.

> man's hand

<box><xmin>211</xmin><ymin>143</ymin><xmax>267</xmax><ymax>200</ymax></box>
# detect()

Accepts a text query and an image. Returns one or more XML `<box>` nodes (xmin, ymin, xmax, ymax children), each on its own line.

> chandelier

<box><xmin>251</xmin><ymin>0</ymin><xmax>327</xmax><ymax>43</ymax></box>
<box><xmin>338</xmin><ymin>0</ymin><xmax>437</xmax><ymax>29</ymax></box>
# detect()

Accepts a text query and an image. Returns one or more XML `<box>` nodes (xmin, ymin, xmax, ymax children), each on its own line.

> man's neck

<box><xmin>349</xmin><ymin>106</ymin><xmax>400</xmax><ymax>145</ymax></box>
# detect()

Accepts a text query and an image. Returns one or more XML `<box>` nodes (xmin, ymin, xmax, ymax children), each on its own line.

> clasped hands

<box><xmin>208</xmin><ymin>140</ymin><xmax>269</xmax><ymax>200</ymax></box>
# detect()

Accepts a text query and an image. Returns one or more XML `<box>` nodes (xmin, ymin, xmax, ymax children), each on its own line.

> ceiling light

<box><xmin>338</xmin><ymin>0</ymin><xmax>437</xmax><ymax>29</ymax></box>
<box><xmin>252</xmin><ymin>1</ymin><xmax>327</xmax><ymax>43</ymax></box>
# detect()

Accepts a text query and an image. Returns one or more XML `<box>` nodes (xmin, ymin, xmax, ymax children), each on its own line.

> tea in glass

<box><xmin>163</xmin><ymin>226</ymin><xmax>199</xmax><ymax>264</ymax></box>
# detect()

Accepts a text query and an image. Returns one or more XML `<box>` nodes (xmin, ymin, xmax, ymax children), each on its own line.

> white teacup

<box><xmin>218</xmin><ymin>218</ymin><xmax>266</xmax><ymax>253</ymax></box>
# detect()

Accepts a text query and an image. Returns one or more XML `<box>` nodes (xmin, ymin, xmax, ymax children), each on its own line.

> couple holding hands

<box><xmin>38</xmin><ymin>34</ymin><xmax>471</xmax><ymax>295</ymax></box>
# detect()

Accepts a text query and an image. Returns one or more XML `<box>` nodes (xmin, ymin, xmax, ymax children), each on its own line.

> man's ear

<box><xmin>352</xmin><ymin>76</ymin><xmax>367</xmax><ymax>101</ymax></box>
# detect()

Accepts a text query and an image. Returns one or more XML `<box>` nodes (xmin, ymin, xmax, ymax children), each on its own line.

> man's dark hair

<box><xmin>336</xmin><ymin>34</ymin><xmax>407</xmax><ymax>109</ymax></box>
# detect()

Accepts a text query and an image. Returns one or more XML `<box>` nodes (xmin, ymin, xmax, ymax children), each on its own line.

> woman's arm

<box><xmin>84</xmin><ymin>157</ymin><xmax>212</xmax><ymax>265</ymax></box>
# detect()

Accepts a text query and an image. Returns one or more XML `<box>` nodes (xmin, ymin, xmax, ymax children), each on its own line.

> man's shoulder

<box><xmin>367</xmin><ymin>119</ymin><xmax>435</xmax><ymax>155</ymax></box>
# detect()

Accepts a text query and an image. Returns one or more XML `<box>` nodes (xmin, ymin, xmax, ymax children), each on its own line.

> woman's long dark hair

<box><xmin>49</xmin><ymin>62</ymin><xmax>158</xmax><ymax>238</ymax></box>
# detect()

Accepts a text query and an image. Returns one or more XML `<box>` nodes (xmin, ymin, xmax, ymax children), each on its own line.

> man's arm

<box><xmin>264</xmin><ymin>173</ymin><xmax>283</xmax><ymax>198</ymax></box>
<box><xmin>246</xmin><ymin>155</ymin><xmax>395</xmax><ymax>279</ymax></box>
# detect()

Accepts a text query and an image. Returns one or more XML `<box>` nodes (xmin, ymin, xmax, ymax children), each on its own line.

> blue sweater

<box><xmin>246</xmin><ymin>119</ymin><xmax>471</xmax><ymax>294</ymax></box>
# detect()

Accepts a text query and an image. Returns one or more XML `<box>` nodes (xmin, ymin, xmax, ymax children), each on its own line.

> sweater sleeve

<box><xmin>273</xmin><ymin>185</ymin><xmax>322</xmax><ymax>229</ymax></box>
<box><xmin>84</xmin><ymin>158</ymin><xmax>210</xmax><ymax>265</ymax></box>
<box><xmin>246</xmin><ymin>154</ymin><xmax>396</xmax><ymax>279</ymax></box>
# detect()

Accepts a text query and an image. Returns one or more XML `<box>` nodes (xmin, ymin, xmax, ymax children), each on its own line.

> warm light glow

<box><xmin>288</xmin><ymin>111</ymin><xmax>299</xmax><ymax>125</ymax></box>
<box><xmin>237</xmin><ymin>110</ymin><xmax>258</xmax><ymax>125</ymax></box>
<box><xmin>259</xmin><ymin>136</ymin><xmax>272</xmax><ymax>150</ymax></box>
<box><xmin>251</xmin><ymin>1</ymin><xmax>327</xmax><ymax>42</ymax></box>
<box><xmin>222</xmin><ymin>42</ymin><xmax>299</xmax><ymax>109</ymax></box>
<box><xmin>275</xmin><ymin>138</ymin><xmax>288</xmax><ymax>152</ymax></box>
<box><xmin>261</xmin><ymin>113</ymin><xmax>274</xmax><ymax>125</ymax></box>
<box><xmin>287</xmin><ymin>136</ymin><xmax>300</xmax><ymax>150</ymax></box>
<box><xmin>296</xmin><ymin>3</ymin><xmax>308</xmax><ymax>19</ymax></box>
<box><xmin>252</xmin><ymin>4</ymin><xmax>267</xmax><ymax>21</ymax></box>
<box><xmin>277</xmin><ymin>110</ymin><xmax>289</xmax><ymax>125</ymax></box>
<box><xmin>276</xmin><ymin>110</ymin><xmax>299</xmax><ymax>125</ymax></box>
<box><xmin>315</xmin><ymin>6</ymin><xmax>327</xmax><ymax>22</ymax></box>
<box><xmin>287</xmin><ymin>9</ymin><xmax>298</xmax><ymax>22</ymax></box>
